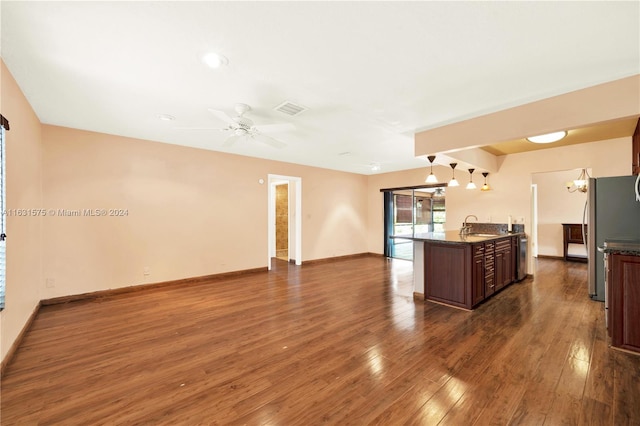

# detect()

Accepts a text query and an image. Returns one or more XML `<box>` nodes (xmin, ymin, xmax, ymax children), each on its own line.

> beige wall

<box><xmin>41</xmin><ymin>125</ymin><xmax>369</xmax><ymax>299</ymax></box>
<box><xmin>0</xmin><ymin>61</ymin><xmax>44</xmax><ymax>361</ymax></box>
<box><xmin>366</xmin><ymin>137</ymin><xmax>631</xmax><ymax>258</ymax></box>
<box><xmin>532</xmin><ymin>169</ymin><xmax>589</xmax><ymax>257</ymax></box>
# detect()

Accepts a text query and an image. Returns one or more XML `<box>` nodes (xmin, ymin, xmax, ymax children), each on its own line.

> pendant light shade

<box><xmin>481</xmin><ymin>172</ymin><xmax>491</xmax><ymax>191</ymax></box>
<box><xmin>425</xmin><ymin>155</ymin><xmax>438</xmax><ymax>183</ymax></box>
<box><xmin>448</xmin><ymin>163</ymin><xmax>459</xmax><ymax>187</ymax></box>
<box><xmin>466</xmin><ymin>168</ymin><xmax>477</xmax><ymax>190</ymax></box>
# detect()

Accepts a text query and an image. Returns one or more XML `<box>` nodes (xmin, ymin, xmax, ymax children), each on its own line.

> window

<box><xmin>394</xmin><ymin>194</ymin><xmax>413</xmax><ymax>224</ymax></box>
<box><xmin>0</xmin><ymin>115</ymin><xmax>8</xmax><ymax>310</ymax></box>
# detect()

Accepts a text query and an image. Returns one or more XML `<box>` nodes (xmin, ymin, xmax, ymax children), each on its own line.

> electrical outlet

<box><xmin>485</xmin><ymin>215</ymin><xmax>491</xmax><ymax>222</ymax></box>
<box><xmin>143</xmin><ymin>267</ymin><xmax>150</xmax><ymax>276</ymax></box>
<box><xmin>46</xmin><ymin>278</ymin><xmax>55</xmax><ymax>288</ymax></box>
<box><xmin>517</xmin><ymin>216</ymin><xmax>525</xmax><ymax>224</ymax></box>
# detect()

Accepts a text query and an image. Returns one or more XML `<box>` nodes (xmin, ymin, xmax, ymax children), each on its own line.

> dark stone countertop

<box><xmin>599</xmin><ymin>240</ymin><xmax>640</xmax><ymax>256</ymax></box>
<box><xmin>399</xmin><ymin>230</ymin><xmax>524</xmax><ymax>245</ymax></box>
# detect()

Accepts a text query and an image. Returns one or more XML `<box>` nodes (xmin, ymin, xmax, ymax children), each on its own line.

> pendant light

<box><xmin>466</xmin><ymin>168</ymin><xmax>477</xmax><ymax>190</ymax></box>
<box><xmin>566</xmin><ymin>168</ymin><xmax>590</xmax><ymax>193</ymax></box>
<box><xmin>448</xmin><ymin>163</ymin><xmax>459</xmax><ymax>187</ymax></box>
<box><xmin>481</xmin><ymin>172</ymin><xmax>491</xmax><ymax>191</ymax></box>
<box><xmin>425</xmin><ymin>155</ymin><xmax>438</xmax><ymax>183</ymax></box>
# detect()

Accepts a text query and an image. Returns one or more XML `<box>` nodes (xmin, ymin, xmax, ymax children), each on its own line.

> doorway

<box><xmin>383</xmin><ymin>186</ymin><xmax>446</xmax><ymax>260</ymax></box>
<box><xmin>275</xmin><ymin>183</ymin><xmax>289</xmax><ymax>261</ymax></box>
<box><xmin>268</xmin><ymin>174</ymin><xmax>302</xmax><ymax>269</ymax></box>
<box><xmin>531</xmin><ymin>168</ymin><xmax>589</xmax><ymax>259</ymax></box>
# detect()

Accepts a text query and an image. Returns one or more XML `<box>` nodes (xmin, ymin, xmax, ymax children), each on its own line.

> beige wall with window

<box><xmin>0</xmin><ymin>61</ymin><xmax>44</xmax><ymax>362</ymax></box>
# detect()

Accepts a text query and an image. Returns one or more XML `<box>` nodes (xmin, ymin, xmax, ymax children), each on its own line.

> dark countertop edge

<box><xmin>399</xmin><ymin>232</ymin><xmax>525</xmax><ymax>244</ymax></box>
<box><xmin>600</xmin><ymin>248</ymin><xmax>640</xmax><ymax>256</ymax></box>
<box><xmin>600</xmin><ymin>240</ymin><xmax>640</xmax><ymax>256</ymax></box>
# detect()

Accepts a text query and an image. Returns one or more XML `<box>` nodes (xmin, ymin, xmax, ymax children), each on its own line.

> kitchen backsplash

<box><xmin>467</xmin><ymin>222</ymin><xmax>525</xmax><ymax>234</ymax></box>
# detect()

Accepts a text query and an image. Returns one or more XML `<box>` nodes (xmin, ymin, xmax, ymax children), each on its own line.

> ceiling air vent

<box><xmin>274</xmin><ymin>101</ymin><xmax>307</xmax><ymax>116</ymax></box>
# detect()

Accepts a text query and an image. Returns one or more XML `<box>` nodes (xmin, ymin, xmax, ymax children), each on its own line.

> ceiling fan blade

<box><xmin>252</xmin><ymin>123</ymin><xmax>295</xmax><ymax>134</ymax></box>
<box><xmin>222</xmin><ymin>134</ymin><xmax>242</xmax><ymax>148</ymax></box>
<box><xmin>254</xmin><ymin>134</ymin><xmax>286</xmax><ymax>149</ymax></box>
<box><xmin>208</xmin><ymin>108</ymin><xmax>237</xmax><ymax>126</ymax></box>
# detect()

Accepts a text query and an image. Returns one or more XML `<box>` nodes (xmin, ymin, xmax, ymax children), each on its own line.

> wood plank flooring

<box><xmin>2</xmin><ymin>256</ymin><xmax>639</xmax><ymax>425</ymax></box>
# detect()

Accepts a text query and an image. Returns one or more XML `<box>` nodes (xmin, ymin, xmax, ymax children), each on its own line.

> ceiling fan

<box><xmin>180</xmin><ymin>103</ymin><xmax>293</xmax><ymax>149</ymax></box>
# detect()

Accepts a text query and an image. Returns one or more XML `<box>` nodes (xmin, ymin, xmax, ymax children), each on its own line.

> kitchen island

<box><xmin>409</xmin><ymin>230</ymin><xmax>523</xmax><ymax>310</ymax></box>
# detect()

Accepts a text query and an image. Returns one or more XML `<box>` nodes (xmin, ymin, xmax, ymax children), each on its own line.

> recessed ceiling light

<box><xmin>156</xmin><ymin>114</ymin><xmax>175</xmax><ymax>121</ymax></box>
<box><xmin>526</xmin><ymin>131</ymin><xmax>567</xmax><ymax>143</ymax></box>
<box><xmin>202</xmin><ymin>52</ymin><xmax>228</xmax><ymax>69</ymax></box>
<box><xmin>370</xmin><ymin>163</ymin><xmax>381</xmax><ymax>171</ymax></box>
<box><xmin>338</xmin><ymin>151</ymin><xmax>352</xmax><ymax>156</ymax></box>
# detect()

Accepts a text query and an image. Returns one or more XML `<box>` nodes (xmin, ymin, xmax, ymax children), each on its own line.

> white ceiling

<box><xmin>1</xmin><ymin>1</ymin><xmax>638</xmax><ymax>175</ymax></box>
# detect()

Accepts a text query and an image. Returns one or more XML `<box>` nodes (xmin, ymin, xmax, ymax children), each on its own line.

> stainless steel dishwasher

<box><xmin>517</xmin><ymin>235</ymin><xmax>528</xmax><ymax>281</ymax></box>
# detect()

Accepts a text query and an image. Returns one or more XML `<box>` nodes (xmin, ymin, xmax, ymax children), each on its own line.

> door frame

<box><xmin>268</xmin><ymin>174</ymin><xmax>302</xmax><ymax>269</ymax></box>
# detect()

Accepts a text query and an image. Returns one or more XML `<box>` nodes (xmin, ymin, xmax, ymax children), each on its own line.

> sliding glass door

<box><xmin>383</xmin><ymin>187</ymin><xmax>446</xmax><ymax>260</ymax></box>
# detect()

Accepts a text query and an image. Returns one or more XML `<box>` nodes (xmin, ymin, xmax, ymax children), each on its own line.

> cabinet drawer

<box><xmin>495</xmin><ymin>239</ymin><xmax>511</xmax><ymax>251</ymax></box>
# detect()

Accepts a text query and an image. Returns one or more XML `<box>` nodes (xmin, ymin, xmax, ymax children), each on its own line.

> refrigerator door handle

<box><xmin>582</xmin><ymin>200</ymin><xmax>588</xmax><ymax>256</ymax></box>
<box><xmin>635</xmin><ymin>174</ymin><xmax>640</xmax><ymax>202</ymax></box>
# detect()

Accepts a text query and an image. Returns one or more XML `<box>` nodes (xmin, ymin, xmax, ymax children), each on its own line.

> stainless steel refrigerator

<box><xmin>587</xmin><ymin>175</ymin><xmax>640</xmax><ymax>301</ymax></box>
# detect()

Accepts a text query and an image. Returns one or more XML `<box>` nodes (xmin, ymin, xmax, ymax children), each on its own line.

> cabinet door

<box><xmin>495</xmin><ymin>250</ymin><xmax>505</xmax><ymax>290</ymax></box>
<box><xmin>472</xmin><ymin>254</ymin><xmax>485</xmax><ymax>306</ymax></box>
<box><xmin>610</xmin><ymin>254</ymin><xmax>640</xmax><ymax>353</ymax></box>
<box><xmin>503</xmin><ymin>246</ymin><xmax>513</xmax><ymax>284</ymax></box>
<box><xmin>425</xmin><ymin>243</ymin><xmax>471</xmax><ymax>309</ymax></box>
<box><xmin>512</xmin><ymin>237</ymin><xmax>518</xmax><ymax>281</ymax></box>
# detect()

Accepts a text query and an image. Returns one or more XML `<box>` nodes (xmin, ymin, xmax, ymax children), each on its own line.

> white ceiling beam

<box><xmin>443</xmin><ymin>148</ymin><xmax>499</xmax><ymax>173</ymax></box>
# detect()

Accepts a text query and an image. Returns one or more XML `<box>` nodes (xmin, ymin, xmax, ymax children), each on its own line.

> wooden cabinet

<box><xmin>472</xmin><ymin>244</ymin><xmax>485</xmax><ymax>306</ymax></box>
<box><xmin>608</xmin><ymin>253</ymin><xmax>640</xmax><ymax>353</ymax></box>
<box><xmin>424</xmin><ymin>236</ymin><xmax>518</xmax><ymax>310</ymax></box>
<box><xmin>425</xmin><ymin>242</ymin><xmax>471</xmax><ymax>309</ymax></box>
<box><xmin>484</xmin><ymin>241</ymin><xmax>496</xmax><ymax>297</ymax></box>
<box><xmin>562</xmin><ymin>223</ymin><xmax>587</xmax><ymax>262</ymax></box>
<box><xmin>632</xmin><ymin>118</ymin><xmax>639</xmax><ymax>176</ymax></box>
<box><xmin>495</xmin><ymin>238</ymin><xmax>513</xmax><ymax>290</ymax></box>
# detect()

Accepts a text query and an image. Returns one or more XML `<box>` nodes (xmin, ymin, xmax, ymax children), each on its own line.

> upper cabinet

<box><xmin>633</xmin><ymin>118</ymin><xmax>640</xmax><ymax>176</ymax></box>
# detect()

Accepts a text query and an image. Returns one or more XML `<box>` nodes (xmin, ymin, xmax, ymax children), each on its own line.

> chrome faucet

<box><xmin>460</xmin><ymin>214</ymin><xmax>478</xmax><ymax>236</ymax></box>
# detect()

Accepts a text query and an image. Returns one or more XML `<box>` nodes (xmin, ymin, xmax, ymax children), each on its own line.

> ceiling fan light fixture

<box><xmin>526</xmin><ymin>131</ymin><xmax>567</xmax><ymax>144</ymax></box>
<box><xmin>202</xmin><ymin>52</ymin><xmax>228</xmax><ymax>69</ymax></box>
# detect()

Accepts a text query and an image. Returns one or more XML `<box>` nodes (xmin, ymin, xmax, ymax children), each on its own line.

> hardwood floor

<box><xmin>2</xmin><ymin>256</ymin><xmax>639</xmax><ymax>424</ymax></box>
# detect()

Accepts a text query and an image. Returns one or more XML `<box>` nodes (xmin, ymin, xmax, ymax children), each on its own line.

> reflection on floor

<box><xmin>392</xmin><ymin>240</ymin><xmax>413</xmax><ymax>261</ymax></box>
